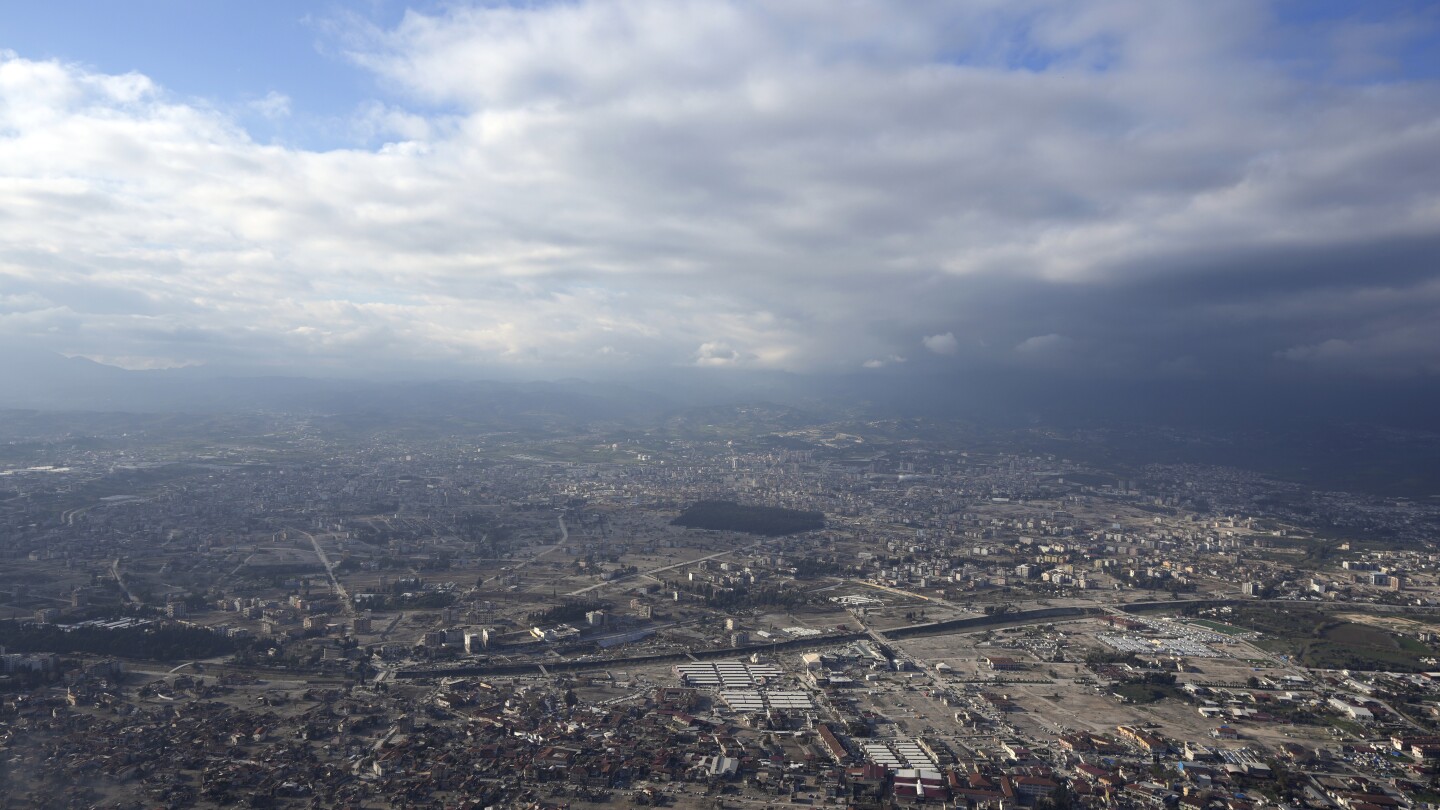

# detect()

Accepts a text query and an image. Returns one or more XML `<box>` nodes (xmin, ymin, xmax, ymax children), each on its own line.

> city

<box><xmin>4</xmin><ymin>410</ymin><xmax>1440</xmax><ymax>808</ymax></box>
<box><xmin>3</xmin><ymin>1</ymin><xmax>1440</xmax><ymax>808</ymax></box>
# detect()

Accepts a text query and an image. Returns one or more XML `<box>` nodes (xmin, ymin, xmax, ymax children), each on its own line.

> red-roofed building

<box><xmin>1012</xmin><ymin>776</ymin><xmax>1060</xmax><ymax>806</ymax></box>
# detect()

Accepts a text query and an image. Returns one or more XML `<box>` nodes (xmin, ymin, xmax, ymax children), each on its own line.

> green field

<box><xmin>1112</xmin><ymin>682</ymin><xmax>1174</xmax><ymax>704</ymax></box>
<box><xmin>1186</xmin><ymin>618</ymin><xmax>1249</xmax><ymax>636</ymax></box>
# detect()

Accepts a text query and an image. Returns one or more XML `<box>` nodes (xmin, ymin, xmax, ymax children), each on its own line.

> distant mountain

<box><xmin>5</xmin><ymin>349</ymin><xmax>1440</xmax><ymax>432</ymax></box>
<box><xmin>0</xmin><ymin>348</ymin><xmax>135</xmax><ymax>410</ymax></box>
<box><xmin>0</xmin><ymin>350</ymin><xmax>691</xmax><ymax>429</ymax></box>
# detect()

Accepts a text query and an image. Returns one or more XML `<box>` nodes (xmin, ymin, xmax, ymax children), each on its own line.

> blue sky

<box><xmin>6</xmin><ymin>1</ymin><xmax>1434</xmax><ymax>144</ymax></box>
<box><xmin>1</xmin><ymin>2</ymin><xmax>411</xmax><ymax>147</ymax></box>
<box><xmin>0</xmin><ymin>1</ymin><xmax>1438</xmax><ymax>380</ymax></box>
<box><xmin>1276</xmin><ymin>0</ymin><xmax>1440</xmax><ymax>74</ymax></box>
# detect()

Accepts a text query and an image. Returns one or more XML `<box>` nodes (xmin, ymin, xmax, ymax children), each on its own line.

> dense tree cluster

<box><xmin>0</xmin><ymin>621</ymin><xmax>237</xmax><ymax>662</ymax></box>
<box><xmin>670</xmin><ymin>500</ymin><xmax>823</xmax><ymax>536</ymax></box>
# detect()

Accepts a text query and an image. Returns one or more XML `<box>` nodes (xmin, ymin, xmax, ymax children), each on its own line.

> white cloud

<box><xmin>863</xmin><ymin>354</ymin><xmax>907</xmax><ymax>369</ymax></box>
<box><xmin>0</xmin><ymin>2</ymin><xmax>1438</xmax><ymax>378</ymax></box>
<box><xmin>248</xmin><ymin>91</ymin><xmax>291</xmax><ymax>120</ymax></box>
<box><xmin>71</xmin><ymin>353</ymin><xmax>202</xmax><ymax>370</ymax></box>
<box><xmin>922</xmin><ymin>333</ymin><xmax>959</xmax><ymax>356</ymax></box>
<box><xmin>1015</xmin><ymin>333</ymin><xmax>1072</xmax><ymax>354</ymax></box>
<box><xmin>694</xmin><ymin>341</ymin><xmax>741</xmax><ymax>367</ymax></box>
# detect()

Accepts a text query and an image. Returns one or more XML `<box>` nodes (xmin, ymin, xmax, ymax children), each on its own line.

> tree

<box><xmin>1037</xmin><ymin>783</ymin><xmax>1074</xmax><ymax>810</ymax></box>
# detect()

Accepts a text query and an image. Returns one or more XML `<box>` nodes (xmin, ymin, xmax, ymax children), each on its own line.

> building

<box><xmin>1117</xmin><ymin>725</ymin><xmax>1168</xmax><ymax>756</ymax></box>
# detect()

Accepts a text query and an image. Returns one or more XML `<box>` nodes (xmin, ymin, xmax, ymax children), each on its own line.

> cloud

<box><xmin>1279</xmin><ymin>338</ymin><xmax>1359</xmax><ymax>363</ymax></box>
<box><xmin>863</xmin><ymin>354</ymin><xmax>907</xmax><ymax>369</ymax></box>
<box><xmin>922</xmin><ymin>333</ymin><xmax>959</xmax><ymax>356</ymax></box>
<box><xmin>1014</xmin><ymin>333</ymin><xmax>1072</xmax><ymax>354</ymax></box>
<box><xmin>248</xmin><ymin>91</ymin><xmax>291</xmax><ymax>120</ymax></box>
<box><xmin>1278</xmin><ymin>318</ymin><xmax>1440</xmax><ymax>376</ymax></box>
<box><xmin>694</xmin><ymin>341</ymin><xmax>741</xmax><ymax>367</ymax></box>
<box><xmin>0</xmin><ymin>2</ymin><xmax>1437</xmax><ymax>381</ymax></box>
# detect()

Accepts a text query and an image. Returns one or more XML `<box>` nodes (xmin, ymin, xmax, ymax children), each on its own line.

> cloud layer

<box><xmin>1</xmin><ymin>1</ymin><xmax>1439</xmax><ymax>380</ymax></box>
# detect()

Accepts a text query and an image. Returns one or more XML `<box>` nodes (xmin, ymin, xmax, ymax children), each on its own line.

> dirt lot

<box><xmin>881</xmin><ymin>616</ymin><xmax>1337</xmax><ymax>748</ymax></box>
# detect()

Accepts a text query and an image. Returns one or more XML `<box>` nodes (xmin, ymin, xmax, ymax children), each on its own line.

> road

<box><xmin>566</xmin><ymin>539</ymin><xmax>766</xmax><ymax>596</ymax></box>
<box><xmin>482</xmin><ymin>515</ymin><xmax>571</xmax><ymax>587</ymax></box>
<box><xmin>300</xmin><ymin>529</ymin><xmax>355</xmax><ymax>619</ymax></box>
<box><xmin>111</xmin><ymin>558</ymin><xmax>142</xmax><ymax>606</ymax></box>
<box><xmin>1339</xmin><ymin>690</ymin><xmax>1427</xmax><ymax>733</ymax></box>
<box><xmin>62</xmin><ymin>506</ymin><xmax>92</xmax><ymax>526</ymax></box>
<box><xmin>380</xmin><ymin>612</ymin><xmax>404</xmax><ymax>639</ymax></box>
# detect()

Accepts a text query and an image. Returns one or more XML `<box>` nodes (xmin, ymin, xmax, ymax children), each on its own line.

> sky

<box><xmin>1</xmin><ymin>0</ymin><xmax>1439</xmax><ymax>384</ymax></box>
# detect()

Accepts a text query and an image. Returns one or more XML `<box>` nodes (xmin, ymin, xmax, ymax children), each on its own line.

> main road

<box><xmin>566</xmin><ymin>539</ymin><xmax>767</xmax><ymax>596</ymax></box>
<box><xmin>111</xmin><ymin>558</ymin><xmax>142</xmax><ymax>606</ymax></box>
<box><xmin>299</xmin><ymin>529</ymin><xmax>354</xmax><ymax>619</ymax></box>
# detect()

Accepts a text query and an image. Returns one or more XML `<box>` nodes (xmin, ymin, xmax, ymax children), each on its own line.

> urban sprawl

<box><xmin>3</xmin><ymin>415</ymin><xmax>1440</xmax><ymax>810</ymax></box>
